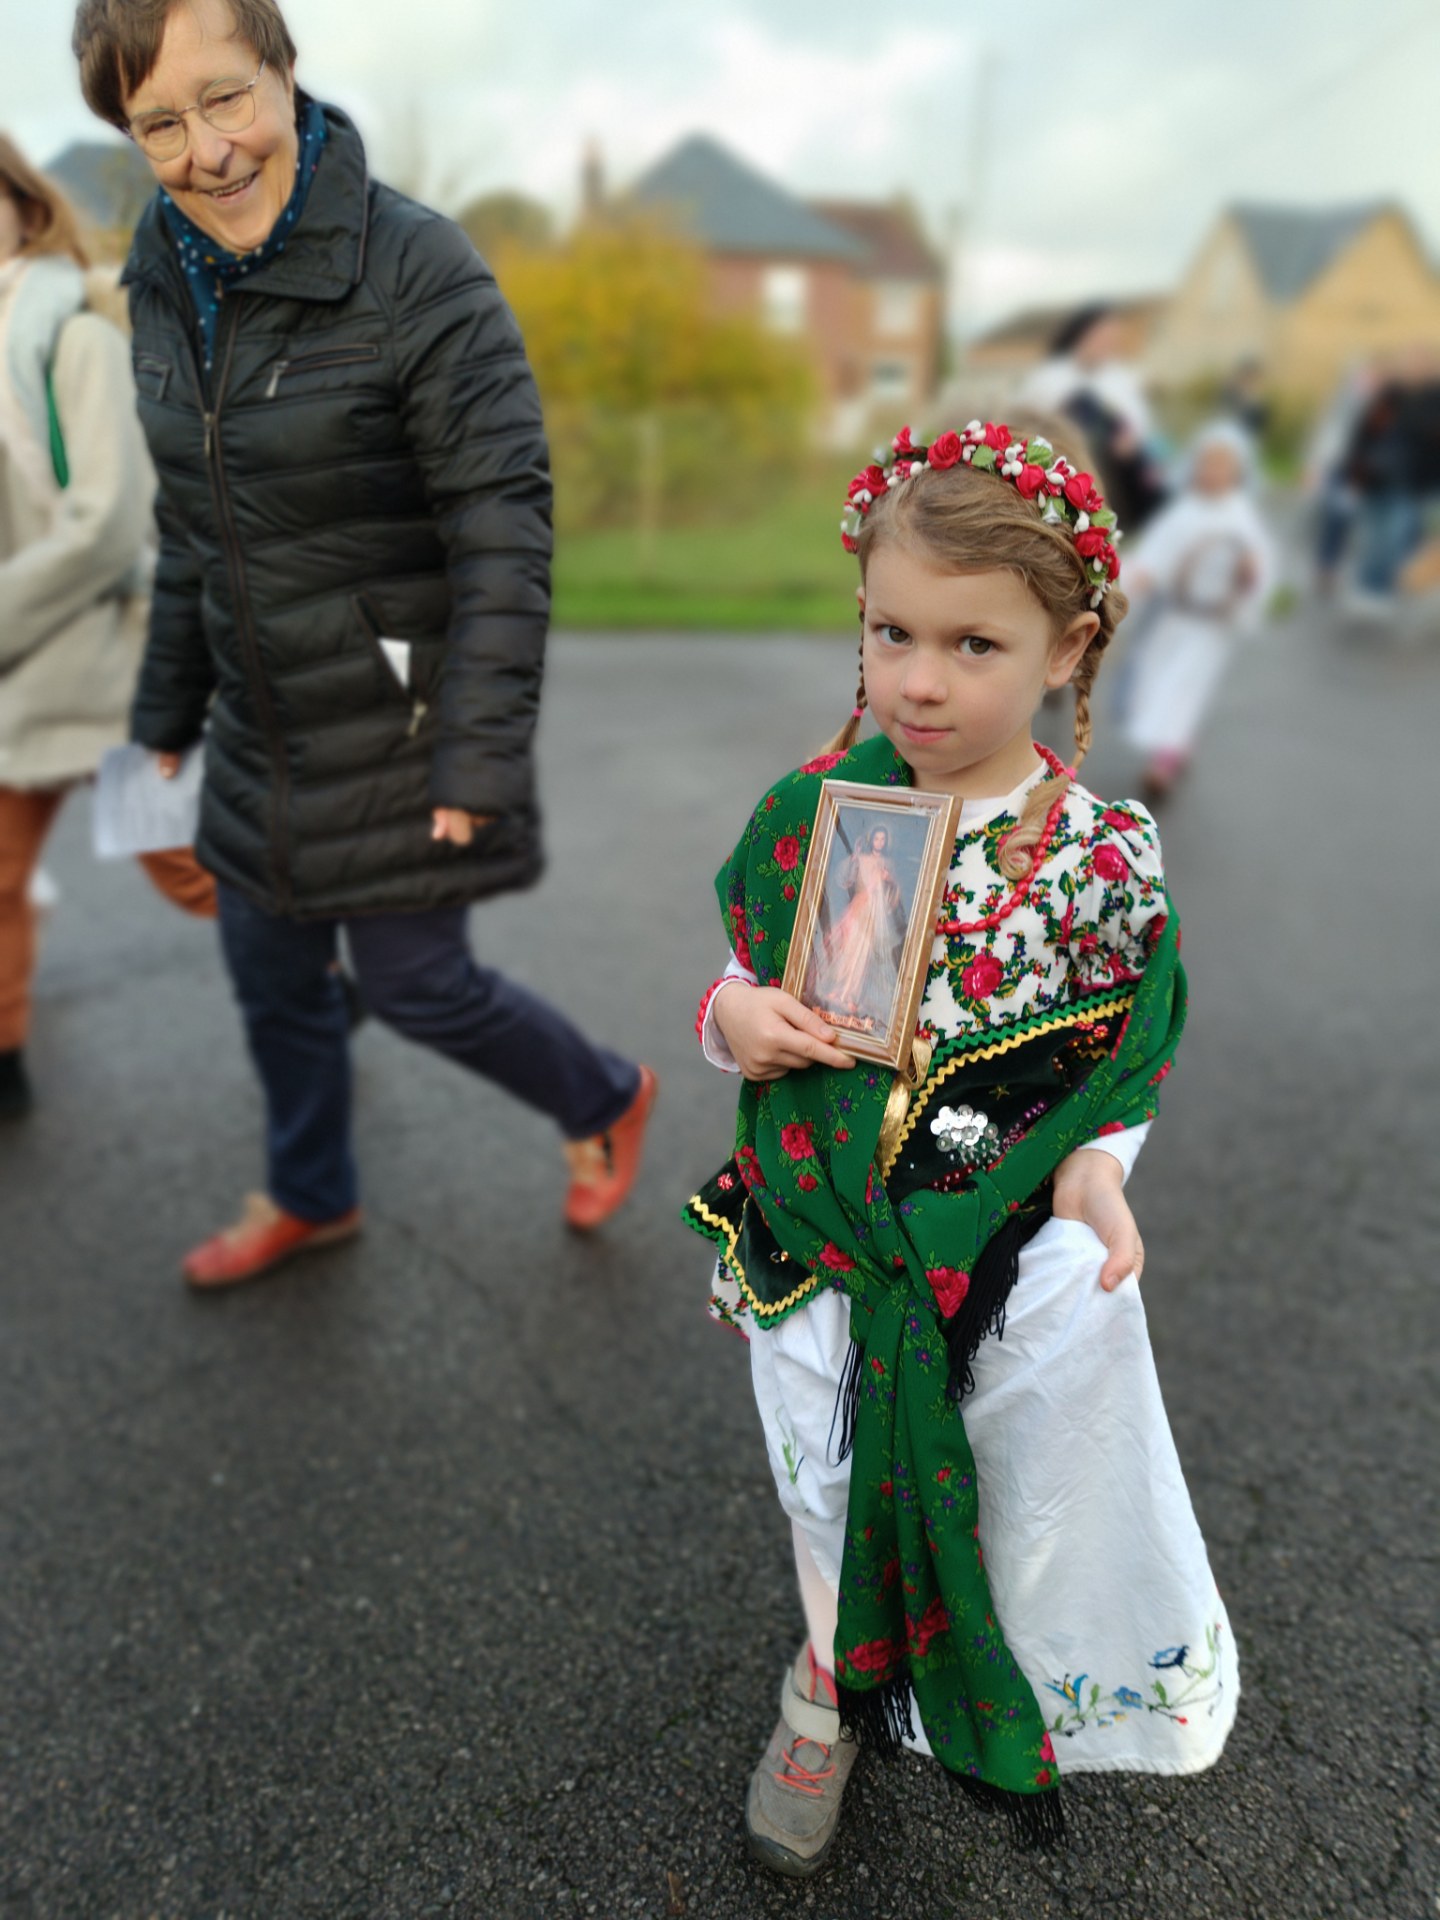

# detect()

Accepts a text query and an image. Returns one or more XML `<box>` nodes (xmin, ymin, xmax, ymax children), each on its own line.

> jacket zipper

<box><xmin>265</xmin><ymin>344</ymin><xmax>380</xmax><ymax>399</ymax></box>
<box><xmin>193</xmin><ymin>310</ymin><xmax>296</xmax><ymax>912</ymax></box>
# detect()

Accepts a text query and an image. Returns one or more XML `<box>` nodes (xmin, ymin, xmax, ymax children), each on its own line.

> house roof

<box><xmin>970</xmin><ymin>303</ymin><xmax>1074</xmax><ymax>352</ymax></box>
<box><xmin>629</xmin><ymin>135</ymin><xmax>863</xmax><ymax>262</ymax></box>
<box><xmin>1229</xmin><ymin>202</ymin><xmax>1392</xmax><ymax>303</ymax></box>
<box><xmin>970</xmin><ymin>296</ymin><xmax>1163</xmax><ymax>355</ymax></box>
<box><xmin>808</xmin><ymin>199</ymin><xmax>942</xmax><ymax>281</ymax></box>
<box><xmin>45</xmin><ymin>140</ymin><xmax>155</xmax><ymax>229</ymax></box>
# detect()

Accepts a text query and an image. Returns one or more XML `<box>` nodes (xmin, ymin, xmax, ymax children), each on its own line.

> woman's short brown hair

<box><xmin>0</xmin><ymin>134</ymin><xmax>91</xmax><ymax>266</ymax></box>
<box><xmin>72</xmin><ymin>0</ymin><xmax>298</xmax><ymax>129</ymax></box>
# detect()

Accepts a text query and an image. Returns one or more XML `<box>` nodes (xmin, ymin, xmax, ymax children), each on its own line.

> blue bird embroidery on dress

<box><xmin>1149</xmin><ymin>1646</ymin><xmax>1189</xmax><ymax>1669</ymax></box>
<box><xmin>1045</xmin><ymin>1673</ymin><xmax>1088</xmax><ymax>1708</ymax></box>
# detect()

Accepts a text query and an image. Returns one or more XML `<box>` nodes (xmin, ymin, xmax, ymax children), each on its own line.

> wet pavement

<box><xmin>2</xmin><ymin>605</ymin><xmax>1436</xmax><ymax>1919</ymax></box>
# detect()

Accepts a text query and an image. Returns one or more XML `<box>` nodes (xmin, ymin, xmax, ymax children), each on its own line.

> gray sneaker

<box><xmin>744</xmin><ymin>1643</ymin><xmax>859</xmax><ymax>1878</ymax></box>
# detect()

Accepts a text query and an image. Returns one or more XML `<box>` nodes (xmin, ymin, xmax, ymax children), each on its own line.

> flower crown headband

<box><xmin>841</xmin><ymin>422</ymin><xmax>1123</xmax><ymax>609</ymax></box>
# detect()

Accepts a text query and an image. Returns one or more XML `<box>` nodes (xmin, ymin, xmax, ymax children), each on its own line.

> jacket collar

<box><xmin>122</xmin><ymin>97</ymin><xmax>369</xmax><ymax>307</ymax></box>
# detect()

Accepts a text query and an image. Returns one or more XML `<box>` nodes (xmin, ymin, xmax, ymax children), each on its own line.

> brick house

<box><xmin>625</xmin><ymin>135</ymin><xmax>946</xmax><ymax>435</ymax></box>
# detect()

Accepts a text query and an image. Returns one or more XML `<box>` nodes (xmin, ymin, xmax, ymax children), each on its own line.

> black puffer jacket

<box><xmin>123</xmin><ymin>101</ymin><xmax>549</xmax><ymax>917</ymax></box>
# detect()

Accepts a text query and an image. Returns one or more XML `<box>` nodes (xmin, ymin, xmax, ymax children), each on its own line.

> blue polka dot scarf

<box><xmin>160</xmin><ymin>97</ymin><xmax>328</xmax><ymax>372</ymax></box>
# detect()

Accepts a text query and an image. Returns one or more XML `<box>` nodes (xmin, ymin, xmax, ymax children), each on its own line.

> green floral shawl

<box><xmin>685</xmin><ymin>735</ymin><xmax>1187</xmax><ymax>1841</ymax></box>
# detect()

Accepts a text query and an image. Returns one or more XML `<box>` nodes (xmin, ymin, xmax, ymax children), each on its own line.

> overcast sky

<box><xmin>8</xmin><ymin>0</ymin><xmax>1439</xmax><ymax>329</ymax></box>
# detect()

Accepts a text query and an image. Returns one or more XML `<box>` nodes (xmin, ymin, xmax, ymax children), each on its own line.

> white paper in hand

<box><xmin>92</xmin><ymin>744</ymin><xmax>204</xmax><ymax>859</ymax></box>
<box><xmin>379</xmin><ymin>638</ymin><xmax>411</xmax><ymax>688</ymax></box>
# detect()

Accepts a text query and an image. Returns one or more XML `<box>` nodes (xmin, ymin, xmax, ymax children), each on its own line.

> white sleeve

<box><xmin>700</xmin><ymin>950</ymin><xmax>758</xmax><ymax>1072</ymax></box>
<box><xmin>1073</xmin><ymin>1121</ymin><xmax>1150</xmax><ymax>1184</ymax></box>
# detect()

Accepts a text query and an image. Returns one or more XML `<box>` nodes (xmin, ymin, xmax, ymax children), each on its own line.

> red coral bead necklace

<box><xmin>935</xmin><ymin>743</ymin><xmax>1071</xmax><ymax>937</ymax></box>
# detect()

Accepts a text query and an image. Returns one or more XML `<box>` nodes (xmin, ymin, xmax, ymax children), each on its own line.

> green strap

<box><xmin>45</xmin><ymin>363</ymin><xmax>69</xmax><ymax>491</ymax></box>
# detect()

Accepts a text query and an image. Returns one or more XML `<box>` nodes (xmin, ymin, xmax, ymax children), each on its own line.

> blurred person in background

<box><xmin>0</xmin><ymin>134</ymin><xmax>214</xmax><ymax>1125</ymax></box>
<box><xmin>1120</xmin><ymin>420</ymin><xmax>1276</xmax><ymax>803</ymax></box>
<box><xmin>1022</xmin><ymin>303</ymin><xmax>1168</xmax><ymax>536</ymax></box>
<box><xmin>70</xmin><ymin>0</ymin><xmax>656</xmax><ymax>1285</ymax></box>
<box><xmin>1303</xmin><ymin>357</ymin><xmax>1379</xmax><ymax>599</ymax></box>
<box><xmin>1218</xmin><ymin>357</ymin><xmax>1270</xmax><ymax>444</ymax></box>
<box><xmin>1343</xmin><ymin>342</ymin><xmax>1440</xmax><ymax>618</ymax></box>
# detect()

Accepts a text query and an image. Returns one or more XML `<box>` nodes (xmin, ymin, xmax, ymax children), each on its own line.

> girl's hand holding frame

<box><xmin>710</xmin><ymin>982</ymin><xmax>857</xmax><ymax>1082</ymax></box>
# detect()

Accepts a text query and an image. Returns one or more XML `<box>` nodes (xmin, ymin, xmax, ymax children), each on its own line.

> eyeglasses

<box><xmin>126</xmin><ymin>59</ymin><xmax>267</xmax><ymax>161</ymax></box>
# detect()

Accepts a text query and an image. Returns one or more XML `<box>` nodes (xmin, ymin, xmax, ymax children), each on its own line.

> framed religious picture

<box><xmin>781</xmin><ymin>781</ymin><xmax>960</xmax><ymax>1071</ymax></box>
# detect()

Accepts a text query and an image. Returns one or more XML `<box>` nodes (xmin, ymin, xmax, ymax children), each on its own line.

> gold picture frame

<box><xmin>781</xmin><ymin>780</ymin><xmax>960</xmax><ymax>1071</ymax></box>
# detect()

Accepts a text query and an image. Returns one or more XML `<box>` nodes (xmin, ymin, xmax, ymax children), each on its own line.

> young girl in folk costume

<box><xmin>686</xmin><ymin>421</ymin><xmax>1237</xmax><ymax>1878</ymax></box>
<box><xmin>1121</xmin><ymin>420</ymin><xmax>1276</xmax><ymax>801</ymax></box>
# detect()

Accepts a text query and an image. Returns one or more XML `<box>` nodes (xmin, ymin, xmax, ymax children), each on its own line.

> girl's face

<box><xmin>124</xmin><ymin>0</ymin><xmax>298</xmax><ymax>255</ymax></box>
<box><xmin>858</xmin><ymin>544</ymin><xmax>1095</xmax><ymax>800</ymax></box>
<box><xmin>0</xmin><ymin>186</ymin><xmax>26</xmax><ymax>264</ymax></box>
<box><xmin>1192</xmin><ymin>443</ymin><xmax>1244</xmax><ymax>496</ymax></box>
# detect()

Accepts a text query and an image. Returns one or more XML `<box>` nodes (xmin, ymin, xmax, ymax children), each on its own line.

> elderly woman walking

<box><xmin>71</xmin><ymin>0</ymin><xmax>656</xmax><ymax>1284</ymax></box>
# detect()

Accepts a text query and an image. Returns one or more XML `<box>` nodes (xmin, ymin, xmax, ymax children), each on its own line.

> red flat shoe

<box><xmin>562</xmin><ymin>1065</ymin><xmax>659</xmax><ymax>1230</ymax></box>
<box><xmin>182</xmin><ymin>1192</ymin><xmax>362</xmax><ymax>1288</ymax></box>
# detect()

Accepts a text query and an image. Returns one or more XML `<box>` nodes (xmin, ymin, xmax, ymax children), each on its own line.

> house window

<box><xmin>870</xmin><ymin>359</ymin><xmax>911</xmax><ymax>400</ymax></box>
<box><xmin>875</xmin><ymin>281</ymin><xmax>922</xmax><ymax>338</ymax></box>
<box><xmin>762</xmin><ymin>265</ymin><xmax>808</xmax><ymax>335</ymax></box>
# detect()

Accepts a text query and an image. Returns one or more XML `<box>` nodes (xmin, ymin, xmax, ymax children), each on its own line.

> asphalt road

<box><xmin>1</xmin><ymin>606</ymin><xmax>1436</xmax><ymax>1920</ymax></box>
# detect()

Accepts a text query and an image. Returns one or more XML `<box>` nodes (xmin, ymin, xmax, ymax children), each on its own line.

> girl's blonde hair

<box><xmin>831</xmin><ymin>420</ymin><xmax>1129</xmax><ymax>881</ymax></box>
<box><xmin>0</xmin><ymin>135</ymin><xmax>91</xmax><ymax>267</ymax></box>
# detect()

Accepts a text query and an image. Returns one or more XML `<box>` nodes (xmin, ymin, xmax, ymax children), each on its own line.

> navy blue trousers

<box><xmin>216</xmin><ymin>884</ymin><xmax>640</xmax><ymax>1222</ymax></box>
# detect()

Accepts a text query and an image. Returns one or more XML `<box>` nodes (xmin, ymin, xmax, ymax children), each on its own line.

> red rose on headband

<box><xmin>928</xmin><ymin>430</ymin><xmax>964</xmax><ymax>470</ymax></box>
<box><xmin>1064</xmin><ymin>471</ymin><xmax>1104</xmax><ymax>513</ymax></box>
<box><xmin>1076</xmin><ymin>530</ymin><xmax>1120</xmax><ymax>578</ymax></box>
<box><xmin>1015</xmin><ymin>462</ymin><xmax>1049</xmax><ymax>500</ymax></box>
<box><xmin>849</xmin><ymin>464</ymin><xmax>887</xmax><ymax>501</ymax></box>
<box><xmin>892</xmin><ymin>425</ymin><xmax>915</xmax><ymax>455</ymax></box>
<box><xmin>982</xmin><ymin>422</ymin><xmax>1013</xmax><ymax>450</ymax></box>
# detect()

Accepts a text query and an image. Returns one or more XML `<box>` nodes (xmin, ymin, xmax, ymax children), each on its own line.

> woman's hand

<box><xmin>431</xmin><ymin>808</ymin><xmax>496</xmax><ymax>847</ymax></box>
<box><xmin>1052</xmin><ymin>1146</ymin><xmax>1144</xmax><ymax>1292</ymax></box>
<box><xmin>711</xmin><ymin>982</ymin><xmax>856</xmax><ymax>1081</ymax></box>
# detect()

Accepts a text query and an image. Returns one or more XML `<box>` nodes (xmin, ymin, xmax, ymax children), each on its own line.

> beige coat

<box><xmin>0</xmin><ymin>285</ymin><xmax>156</xmax><ymax>789</ymax></box>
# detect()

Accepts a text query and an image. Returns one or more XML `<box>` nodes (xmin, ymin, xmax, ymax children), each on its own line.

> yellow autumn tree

<box><xmin>494</xmin><ymin>215</ymin><xmax>814</xmax><ymax>531</ymax></box>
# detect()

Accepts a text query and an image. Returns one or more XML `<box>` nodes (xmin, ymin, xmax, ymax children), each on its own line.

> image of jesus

<box><xmin>806</xmin><ymin>825</ymin><xmax>907</xmax><ymax>1031</ymax></box>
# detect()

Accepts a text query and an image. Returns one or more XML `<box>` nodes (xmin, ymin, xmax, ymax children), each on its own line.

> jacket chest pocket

<box><xmin>265</xmin><ymin>343</ymin><xmax>381</xmax><ymax>399</ymax></box>
<box><xmin>133</xmin><ymin>352</ymin><xmax>173</xmax><ymax>401</ymax></box>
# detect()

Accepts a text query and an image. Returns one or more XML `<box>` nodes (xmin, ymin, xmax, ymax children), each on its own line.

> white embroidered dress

<box><xmin>702</xmin><ymin>764</ymin><xmax>1238</xmax><ymax>1776</ymax></box>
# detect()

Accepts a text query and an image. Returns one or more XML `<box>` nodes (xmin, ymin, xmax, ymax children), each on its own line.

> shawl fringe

<box><xmin>836</xmin><ymin>1676</ymin><xmax>915</xmax><ymax>1756</ymax></box>
<box><xmin>828</xmin><ymin>1334</ymin><xmax>864</xmax><ymax>1465</ymax></box>
<box><xmin>953</xmin><ymin>1774</ymin><xmax>1067</xmax><ymax>1848</ymax></box>
<box><xmin>839</xmin><ymin>1681</ymin><xmax>1066</xmax><ymax>1848</ymax></box>
<box><xmin>943</xmin><ymin>1199</ymin><xmax>1052</xmax><ymax>1404</ymax></box>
